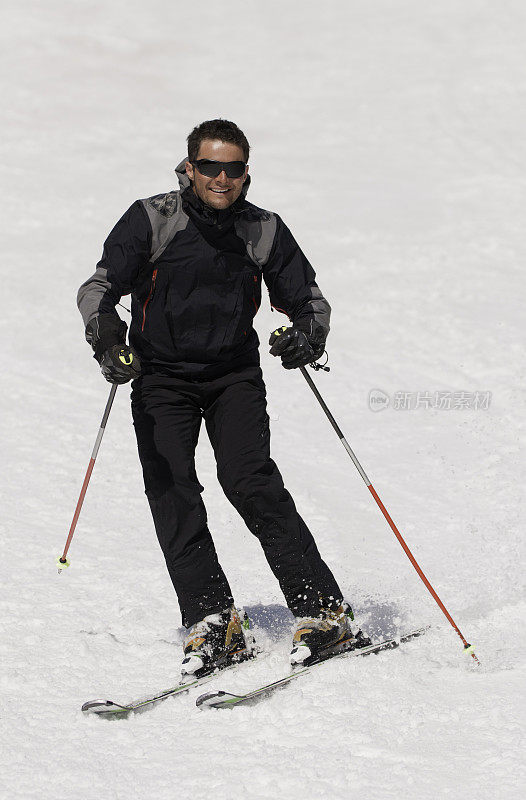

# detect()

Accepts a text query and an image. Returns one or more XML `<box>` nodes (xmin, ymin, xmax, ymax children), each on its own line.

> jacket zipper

<box><xmin>141</xmin><ymin>269</ymin><xmax>158</xmax><ymax>331</ymax></box>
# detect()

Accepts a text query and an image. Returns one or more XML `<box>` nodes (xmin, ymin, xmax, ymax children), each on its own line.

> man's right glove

<box><xmin>85</xmin><ymin>313</ymin><xmax>141</xmax><ymax>384</ymax></box>
<box><xmin>99</xmin><ymin>344</ymin><xmax>141</xmax><ymax>384</ymax></box>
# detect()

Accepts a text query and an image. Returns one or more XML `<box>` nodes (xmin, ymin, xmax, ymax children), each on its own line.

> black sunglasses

<box><xmin>193</xmin><ymin>159</ymin><xmax>247</xmax><ymax>179</ymax></box>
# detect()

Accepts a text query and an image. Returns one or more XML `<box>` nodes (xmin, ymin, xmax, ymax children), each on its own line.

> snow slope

<box><xmin>1</xmin><ymin>1</ymin><xmax>525</xmax><ymax>798</ymax></box>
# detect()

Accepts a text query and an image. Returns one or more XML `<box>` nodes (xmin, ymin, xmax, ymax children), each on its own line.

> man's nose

<box><xmin>215</xmin><ymin>169</ymin><xmax>228</xmax><ymax>183</ymax></box>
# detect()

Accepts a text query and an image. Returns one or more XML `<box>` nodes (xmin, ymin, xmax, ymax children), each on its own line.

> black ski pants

<box><xmin>131</xmin><ymin>366</ymin><xmax>343</xmax><ymax>627</ymax></box>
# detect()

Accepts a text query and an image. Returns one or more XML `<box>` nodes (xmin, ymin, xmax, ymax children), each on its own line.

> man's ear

<box><xmin>185</xmin><ymin>161</ymin><xmax>194</xmax><ymax>181</ymax></box>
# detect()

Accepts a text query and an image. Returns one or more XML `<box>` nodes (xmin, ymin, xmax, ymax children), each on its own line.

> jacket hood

<box><xmin>174</xmin><ymin>158</ymin><xmax>251</xmax><ymax>198</ymax></box>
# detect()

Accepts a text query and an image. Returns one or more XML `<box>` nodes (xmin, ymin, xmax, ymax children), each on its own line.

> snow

<box><xmin>1</xmin><ymin>0</ymin><xmax>525</xmax><ymax>798</ymax></box>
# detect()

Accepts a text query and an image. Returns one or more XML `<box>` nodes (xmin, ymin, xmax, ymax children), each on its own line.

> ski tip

<box><xmin>81</xmin><ymin>699</ymin><xmax>129</xmax><ymax>716</ymax></box>
<box><xmin>196</xmin><ymin>690</ymin><xmax>242</xmax><ymax>709</ymax></box>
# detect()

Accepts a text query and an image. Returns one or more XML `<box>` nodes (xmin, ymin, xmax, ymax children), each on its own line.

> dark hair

<box><xmin>187</xmin><ymin>119</ymin><xmax>250</xmax><ymax>163</ymax></box>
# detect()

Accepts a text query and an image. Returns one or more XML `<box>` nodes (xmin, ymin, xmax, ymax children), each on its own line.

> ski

<box><xmin>82</xmin><ymin>649</ymin><xmax>257</xmax><ymax>719</ymax></box>
<box><xmin>196</xmin><ymin>626</ymin><xmax>428</xmax><ymax>709</ymax></box>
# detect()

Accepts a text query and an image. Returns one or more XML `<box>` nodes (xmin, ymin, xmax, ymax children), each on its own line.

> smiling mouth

<box><xmin>210</xmin><ymin>188</ymin><xmax>230</xmax><ymax>194</ymax></box>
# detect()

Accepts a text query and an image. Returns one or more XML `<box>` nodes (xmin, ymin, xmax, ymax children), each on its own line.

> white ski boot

<box><xmin>181</xmin><ymin>606</ymin><xmax>254</xmax><ymax>678</ymax></box>
<box><xmin>290</xmin><ymin>603</ymin><xmax>370</xmax><ymax>666</ymax></box>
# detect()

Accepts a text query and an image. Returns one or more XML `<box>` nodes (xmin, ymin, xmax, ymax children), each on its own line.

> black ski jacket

<box><xmin>78</xmin><ymin>161</ymin><xmax>331</xmax><ymax>378</ymax></box>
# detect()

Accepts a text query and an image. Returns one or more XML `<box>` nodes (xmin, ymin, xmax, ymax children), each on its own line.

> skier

<box><xmin>77</xmin><ymin>118</ymin><xmax>363</xmax><ymax>675</ymax></box>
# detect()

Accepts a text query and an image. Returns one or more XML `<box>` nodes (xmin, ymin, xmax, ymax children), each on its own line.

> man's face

<box><xmin>185</xmin><ymin>139</ymin><xmax>248</xmax><ymax>210</ymax></box>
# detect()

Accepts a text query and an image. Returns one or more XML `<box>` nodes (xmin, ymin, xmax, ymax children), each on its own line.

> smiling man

<box><xmin>186</xmin><ymin>138</ymin><xmax>247</xmax><ymax>208</ymax></box>
<box><xmin>77</xmin><ymin>119</ymin><xmax>366</xmax><ymax>677</ymax></box>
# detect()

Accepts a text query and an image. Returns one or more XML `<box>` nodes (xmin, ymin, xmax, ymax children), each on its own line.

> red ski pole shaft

<box><xmin>57</xmin><ymin>383</ymin><xmax>118</xmax><ymax>572</ymax></box>
<box><xmin>300</xmin><ymin>366</ymin><xmax>479</xmax><ymax>664</ymax></box>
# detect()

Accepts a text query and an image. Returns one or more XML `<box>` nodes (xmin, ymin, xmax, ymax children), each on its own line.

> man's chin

<box><xmin>204</xmin><ymin>191</ymin><xmax>235</xmax><ymax>209</ymax></box>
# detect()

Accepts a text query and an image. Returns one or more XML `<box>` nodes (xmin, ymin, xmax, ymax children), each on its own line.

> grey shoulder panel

<box><xmin>77</xmin><ymin>266</ymin><xmax>111</xmax><ymax>327</ymax></box>
<box><xmin>234</xmin><ymin>206</ymin><xmax>277</xmax><ymax>269</ymax></box>
<box><xmin>307</xmin><ymin>285</ymin><xmax>331</xmax><ymax>337</ymax></box>
<box><xmin>140</xmin><ymin>192</ymin><xmax>189</xmax><ymax>263</ymax></box>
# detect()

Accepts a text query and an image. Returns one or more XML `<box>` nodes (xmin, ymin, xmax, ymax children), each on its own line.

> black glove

<box><xmin>99</xmin><ymin>344</ymin><xmax>141</xmax><ymax>384</ymax></box>
<box><xmin>269</xmin><ymin>325</ymin><xmax>316</xmax><ymax>369</ymax></box>
<box><xmin>294</xmin><ymin>318</ymin><xmax>326</xmax><ymax>361</ymax></box>
<box><xmin>85</xmin><ymin>313</ymin><xmax>141</xmax><ymax>384</ymax></box>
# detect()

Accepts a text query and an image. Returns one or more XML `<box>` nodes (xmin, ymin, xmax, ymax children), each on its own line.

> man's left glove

<box><xmin>85</xmin><ymin>313</ymin><xmax>141</xmax><ymax>384</ymax></box>
<box><xmin>269</xmin><ymin>325</ymin><xmax>318</xmax><ymax>369</ymax></box>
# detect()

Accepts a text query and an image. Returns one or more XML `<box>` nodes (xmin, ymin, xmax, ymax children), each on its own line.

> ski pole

<box><xmin>300</xmin><ymin>365</ymin><xmax>479</xmax><ymax>664</ymax></box>
<box><xmin>57</xmin><ymin>383</ymin><xmax>118</xmax><ymax>573</ymax></box>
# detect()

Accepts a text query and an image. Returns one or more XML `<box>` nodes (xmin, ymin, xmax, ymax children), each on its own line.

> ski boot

<box><xmin>181</xmin><ymin>606</ymin><xmax>255</xmax><ymax>679</ymax></box>
<box><xmin>290</xmin><ymin>602</ymin><xmax>371</xmax><ymax>667</ymax></box>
